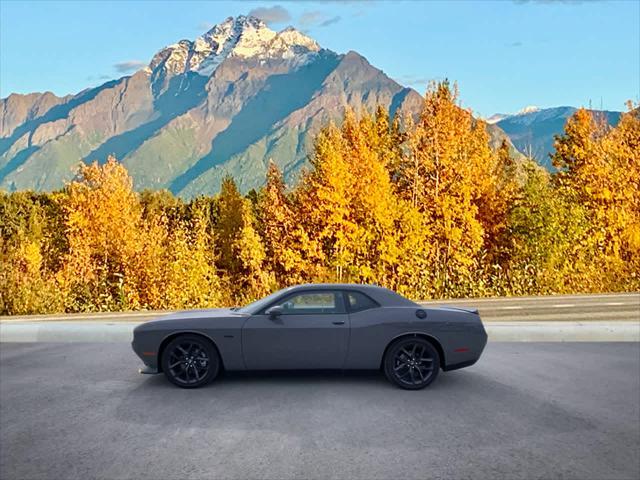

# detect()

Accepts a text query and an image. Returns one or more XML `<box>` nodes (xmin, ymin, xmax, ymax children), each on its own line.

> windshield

<box><xmin>236</xmin><ymin>286</ymin><xmax>295</xmax><ymax>314</ymax></box>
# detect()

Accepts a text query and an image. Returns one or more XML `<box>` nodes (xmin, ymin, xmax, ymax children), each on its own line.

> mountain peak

<box><xmin>485</xmin><ymin>113</ymin><xmax>508</xmax><ymax>124</ymax></box>
<box><xmin>486</xmin><ymin>105</ymin><xmax>543</xmax><ymax>124</ymax></box>
<box><xmin>148</xmin><ymin>15</ymin><xmax>321</xmax><ymax>79</ymax></box>
<box><xmin>218</xmin><ymin>15</ymin><xmax>267</xmax><ymax>30</ymax></box>
<box><xmin>516</xmin><ymin>105</ymin><xmax>540</xmax><ymax>115</ymax></box>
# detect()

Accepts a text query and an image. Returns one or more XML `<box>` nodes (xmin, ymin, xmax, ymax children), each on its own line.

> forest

<box><xmin>1</xmin><ymin>82</ymin><xmax>638</xmax><ymax>315</ymax></box>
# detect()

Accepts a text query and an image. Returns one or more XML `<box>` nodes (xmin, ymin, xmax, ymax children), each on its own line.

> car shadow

<box><xmin>113</xmin><ymin>368</ymin><xmax>485</xmax><ymax>435</ymax></box>
<box><xmin>137</xmin><ymin>369</ymin><xmax>392</xmax><ymax>389</ymax></box>
<box><xmin>219</xmin><ymin>369</ymin><xmax>389</xmax><ymax>385</ymax></box>
<box><xmin>124</xmin><ymin>367</ymin><xmax>479</xmax><ymax>395</ymax></box>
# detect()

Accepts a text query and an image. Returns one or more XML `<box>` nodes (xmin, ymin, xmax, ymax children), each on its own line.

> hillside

<box><xmin>0</xmin><ymin>15</ymin><xmax>517</xmax><ymax>197</ymax></box>
<box><xmin>494</xmin><ymin>106</ymin><xmax>622</xmax><ymax>169</ymax></box>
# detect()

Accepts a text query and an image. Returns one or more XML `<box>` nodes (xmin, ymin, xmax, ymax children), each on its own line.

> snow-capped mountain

<box><xmin>486</xmin><ymin>106</ymin><xmax>540</xmax><ymax>124</ymax></box>
<box><xmin>486</xmin><ymin>113</ymin><xmax>509</xmax><ymax>124</ymax></box>
<box><xmin>0</xmin><ymin>15</ymin><xmax>516</xmax><ymax>196</ymax></box>
<box><xmin>494</xmin><ymin>106</ymin><xmax>622</xmax><ymax>168</ymax></box>
<box><xmin>149</xmin><ymin>16</ymin><xmax>320</xmax><ymax>80</ymax></box>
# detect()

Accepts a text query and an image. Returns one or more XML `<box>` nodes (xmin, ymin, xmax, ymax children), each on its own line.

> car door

<box><xmin>242</xmin><ymin>290</ymin><xmax>350</xmax><ymax>370</ymax></box>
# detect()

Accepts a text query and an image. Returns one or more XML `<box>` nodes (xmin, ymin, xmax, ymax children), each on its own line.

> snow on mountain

<box><xmin>502</xmin><ymin>106</ymin><xmax>577</xmax><ymax>127</ymax></box>
<box><xmin>148</xmin><ymin>16</ymin><xmax>320</xmax><ymax>79</ymax></box>
<box><xmin>486</xmin><ymin>105</ymin><xmax>540</xmax><ymax>124</ymax></box>
<box><xmin>0</xmin><ymin>13</ymin><xmax>518</xmax><ymax>196</ymax></box>
<box><xmin>486</xmin><ymin>113</ymin><xmax>509</xmax><ymax>124</ymax></box>
<box><xmin>516</xmin><ymin>105</ymin><xmax>540</xmax><ymax>115</ymax></box>
<box><xmin>495</xmin><ymin>106</ymin><xmax>622</xmax><ymax>168</ymax></box>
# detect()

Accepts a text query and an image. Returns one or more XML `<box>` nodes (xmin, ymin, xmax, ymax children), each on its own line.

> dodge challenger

<box><xmin>132</xmin><ymin>284</ymin><xmax>487</xmax><ymax>389</ymax></box>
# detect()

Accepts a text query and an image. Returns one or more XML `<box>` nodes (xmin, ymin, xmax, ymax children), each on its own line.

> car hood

<box><xmin>152</xmin><ymin>308</ymin><xmax>245</xmax><ymax>322</ymax></box>
<box><xmin>134</xmin><ymin>308</ymin><xmax>248</xmax><ymax>334</ymax></box>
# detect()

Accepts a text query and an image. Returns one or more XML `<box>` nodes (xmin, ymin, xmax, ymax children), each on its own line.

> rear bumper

<box><xmin>442</xmin><ymin>315</ymin><xmax>488</xmax><ymax>371</ymax></box>
<box><xmin>443</xmin><ymin>358</ymin><xmax>479</xmax><ymax>372</ymax></box>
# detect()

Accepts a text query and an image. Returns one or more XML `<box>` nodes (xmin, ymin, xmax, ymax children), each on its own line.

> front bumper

<box><xmin>131</xmin><ymin>335</ymin><xmax>160</xmax><ymax>373</ymax></box>
<box><xmin>138</xmin><ymin>365</ymin><xmax>159</xmax><ymax>375</ymax></box>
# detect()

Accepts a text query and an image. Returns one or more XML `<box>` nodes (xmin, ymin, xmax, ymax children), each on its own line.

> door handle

<box><xmin>332</xmin><ymin>320</ymin><xmax>345</xmax><ymax>325</ymax></box>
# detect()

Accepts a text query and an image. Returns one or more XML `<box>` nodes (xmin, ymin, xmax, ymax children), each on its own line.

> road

<box><xmin>2</xmin><ymin>292</ymin><xmax>638</xmax><ymax>323</ymax></box>
<box><xmin>2</xmin><ymin>293</ymin><xmax>637</xmax><ymax>343</ymax></box>
<box><xmin>1</xmin><ymin>342</ymin><xmax>639</xmax><ymax>479</ymax></box>
<box><xmin>421</xmin><ymin>292</ymin><xmax>639</xmax><ymax>322</ymax></box>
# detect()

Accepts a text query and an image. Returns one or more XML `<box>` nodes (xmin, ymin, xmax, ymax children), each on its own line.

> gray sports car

<box><xmin>132</xmin><ymin>284</ymin><xmax>487</xmax><ymax>389</ymax></box>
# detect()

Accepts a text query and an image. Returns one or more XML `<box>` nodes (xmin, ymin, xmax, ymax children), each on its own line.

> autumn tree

<box><xmin>294</xmin><ymin>121</ymin><xmax>352</xmax><ymax>281</ymax></box>
<box><xmin>256</xmin><ymin>161</ymin><xmax>319</xmax><ymax>286</ymax></box>
<box><xmin>339</xmin><ymin>110</ymin><xmax>423</xmax><ymax>288</ymax></box>
<box><xmin>293</xmin><ymin>108</ymin><xmax>426</xmax><ymax>289</ymax></box>
<box><xmin>0</xmin><ymin>192</ymin><xmax>64</xmax><ymax>314</ymax></box>
<box><xmin>608</xmin><ymin>105</ymin><xmax>640</xmax><ymax>283</ymax></box>
<box><xmin>501</xmin><ymin>163</ymin><xmax>592</xmax><ymax>294</ymax></box>
<box><xmin>160</xmin><ymin>209</ymin><xmax>226</xmax><ymax>308</ymax></box>
<box><xmin>139</xmin><ymin>189</ymin><xmax>185</xmax><ymax>225</ymax></box>
<box><xmin>552</xmin><ymin>105</ymin><xmax>640</xmax><ymax>289</ymax></box>
<box><xmin>59</xmin><ymin>157</ymin><xmax>145</xmax><ymax>311</ymax></box>
<box><xmin>371</xmin><ymin>105</ymin><xmax>406</xmax><ymax>174</ymax></box>
<box><xmin>477</xmin><ymin>139</ymin><xmax>521</xmax><ymax>268</ymax></box>
<box><xmin>1</xmin><ymin>91</ymin><xmax>638</xmax><ymax>315</ymax></box>
<box><xmin>216</xmin><ymin>176</ymin><xmax>271</xmax><ymax>302</ymax></box>
<box><xmin>398</xmin><ymin>81</ymin><xmax>499</xmax><ymax>296</ymax></box>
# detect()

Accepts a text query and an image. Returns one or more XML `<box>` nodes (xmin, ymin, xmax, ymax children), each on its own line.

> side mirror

<box><xmin>265</xmin><ymin>305</ymin><xmax>283</xmax><ymax>318</ymax></box>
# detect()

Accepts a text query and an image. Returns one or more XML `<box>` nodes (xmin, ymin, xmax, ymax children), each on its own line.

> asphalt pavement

<box><xmin>1</xmin><ymin>342</ymin><xmax>639</xmax><ymax>479</ymax></box>
<box><xmin>421</xmin><ymin>292</ymin><xmax>639</xmax><ymax>322</ymax></box>
<box><xmin>2</xmin><ymin>292</ymin><xmax>638</xmax><ymax>323</ymax></box>
<box><xmin>1</xmin><ymin>293</ymin><xmax>638</xmax><ymax>343</ymax></box>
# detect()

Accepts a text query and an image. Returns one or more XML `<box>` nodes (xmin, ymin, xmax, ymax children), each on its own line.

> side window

<box><xmin>279</xmin><ymin>292</ymin><xmax>345</xmax><ymax>314</ymax></box>
<box><xmin>347</xmin><ymin>291</ymin><xmax>379</xmax><ymax>313</ymax></box>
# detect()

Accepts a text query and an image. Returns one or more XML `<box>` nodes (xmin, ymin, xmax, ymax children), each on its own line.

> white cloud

<box><xmin>248</xmin><ymin>5</ymin><xmax>291</xmax><ymax>25</ymax></box>
<box><xmin>114</xmin><ymin>60</ymin><xmax>146</xmax><ymax>73</ymax></box>
<box><xmin>395</xmin><ymin>74</ymin><xmax>432</xmax><ymax>88</ymax></box>
<box><xmin>299</xmin><ymin>11</ymin><xmax>342</xmax><ymax>28</ymax></box>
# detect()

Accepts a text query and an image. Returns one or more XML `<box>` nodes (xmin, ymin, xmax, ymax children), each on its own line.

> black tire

<box><xmin>161</xmin><ymin>334</ymin><xmax>220</xmax><ymax>388</ymax></box>
<box><xmin>383</xmin><ymin>337</ymin><xmax>440</xmax><ymax>390</ymax></box>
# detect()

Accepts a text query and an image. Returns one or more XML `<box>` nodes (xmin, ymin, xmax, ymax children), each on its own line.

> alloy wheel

<box><xmin>391</xmin><ymin>342</ymin><xmax>435</xmax><ymax>387</ymax></box>
<box><xmin>167</xmin><ymin>341</ymin><xmax>211</xmax><ymax>386</ymax></box>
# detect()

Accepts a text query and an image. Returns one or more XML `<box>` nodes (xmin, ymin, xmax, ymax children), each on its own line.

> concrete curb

<box><xmin>1</xmin><ymin>321</ymin><xmax>638</xmax><ymax>343</ymax></box>
<box><xmin>486</xmin><ymin>321</ymin><xmax>639</xmax><ymax>342</ymax></box>
<box><xmin>0</xmin><ymin>322</ymin><xmax>137</xmax><ymax>343</ymax></box>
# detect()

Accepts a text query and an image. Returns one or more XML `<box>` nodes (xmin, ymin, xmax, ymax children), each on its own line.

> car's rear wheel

<box><xmin>161</xmin><ymin>335</ymin><xmax>220</xmax><ymax>388</ymax></box>
<box><xmin>383</xmin><ymin>337</ymin><xmax>440</xmax><ymax>390</ymax></box>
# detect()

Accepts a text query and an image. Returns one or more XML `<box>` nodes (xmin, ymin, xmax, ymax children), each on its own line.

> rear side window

<box><xmin>346</xmin><ymin>291</ymin><xmax>379</xmax><ymax>313</ymax></box>
<box><xmin>279</xmin><ymin>291</ymin><xmax>346</xmax><ymax>314</ymax></box>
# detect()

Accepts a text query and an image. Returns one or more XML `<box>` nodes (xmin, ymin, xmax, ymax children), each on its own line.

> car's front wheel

<box><xmin>161</xmin><ymin>334</ymin><xmax>220</xmax><ymax>388</ymax></box>
<box><xmin>383</xmin><ymin>337</ymin><xmax>440</xmax><ymax>390</ymax></box>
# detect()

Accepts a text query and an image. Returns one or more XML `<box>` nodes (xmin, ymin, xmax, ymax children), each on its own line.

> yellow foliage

<box><xmin>217</xmin><ymin>176</ymin><xmax>272</xmax><ymax>303</ymax></box>
<box><xmin>552</xmin><ymin>105</ymin><xmax>640</xmax><ymax>288</ymax></box>
<box><xmin>0</xmin><ymin>238</ymin><xmax>62</xmax><ymax>314</ymax></box>
<box><xmin>1</xmin><ymin>89</ymin><xmax>637</xmax><ymax>315</ymax></box>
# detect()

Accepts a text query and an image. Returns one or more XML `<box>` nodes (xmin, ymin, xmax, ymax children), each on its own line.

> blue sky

<box><xmin>1</xmin><ymin>0</ymin><xmax>638</xmax><ymax>116</ymax></box>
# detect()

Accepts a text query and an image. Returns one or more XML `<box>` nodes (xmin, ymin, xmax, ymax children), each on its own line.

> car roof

<box><xmin>288</xmin><ymin>283</ymin><xmax>418</xmax><ymax>307</ymax></box>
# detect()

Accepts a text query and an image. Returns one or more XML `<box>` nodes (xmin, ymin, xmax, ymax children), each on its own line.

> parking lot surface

<box><xmin>1</xmin><ymin>342</ymin><xmax>639</xmax><ymax>479</ymax></box>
